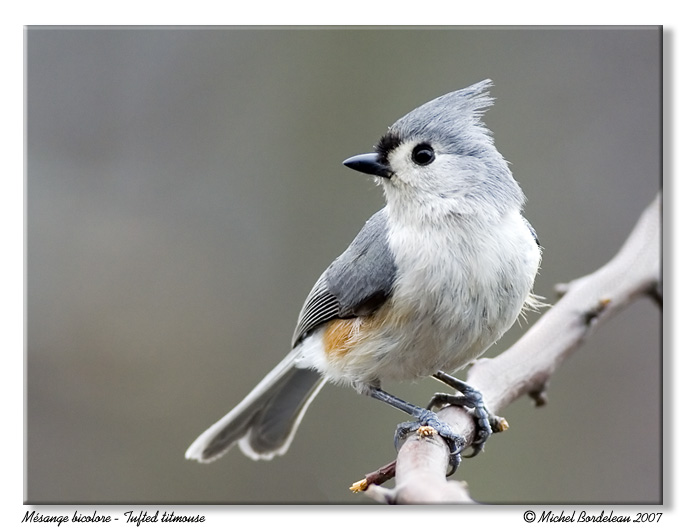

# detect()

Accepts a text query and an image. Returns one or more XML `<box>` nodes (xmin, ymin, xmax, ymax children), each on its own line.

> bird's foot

<box><xmin>394</xmin><ymin>408</ymin><xmax>465</xmax><ymax>476</ymax></box>
<box><xmin>429</xmin><ymin>372</ymin><xmax>506</xmax><ymax>458</ymax></box>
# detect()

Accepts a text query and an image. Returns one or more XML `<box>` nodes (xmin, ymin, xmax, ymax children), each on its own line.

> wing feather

<box><xmin>291</xmin><ymin>209</ymin><xmax>397</xmax><ymax>346</ymax></box>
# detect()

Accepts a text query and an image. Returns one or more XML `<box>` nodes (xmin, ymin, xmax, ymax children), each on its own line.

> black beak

<box><xmin>342</xmin><ymin>153</ymin><xmax>392</xmax><ymax>178</ymax></box>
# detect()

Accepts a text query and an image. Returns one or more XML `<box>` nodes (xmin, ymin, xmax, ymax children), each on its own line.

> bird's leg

<box><xmin>368</xmin><ymin>386</ymin><xmax>465</xmax><ymax>476</ymax></box>
<box><xmin>428</xmin><ymin>371</ymin><xmax>505</xmax><ymax>457</ymax></box>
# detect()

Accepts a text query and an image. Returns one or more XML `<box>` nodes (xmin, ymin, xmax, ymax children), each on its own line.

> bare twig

<box><xmin>359</xmin><ymin>192</ymin><xmax>661</xmax><ymax>503</ymax></box>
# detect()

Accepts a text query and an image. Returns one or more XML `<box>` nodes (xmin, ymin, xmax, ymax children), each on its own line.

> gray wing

<box><xmin>524</xmin><ymin>217</ymin><xmax>541</xmax><ymax>247</ymax></box>
<box><xmin>291</xmin><ymin>209</ymin><xmax>397</xmax><ymax>347</ymax></box>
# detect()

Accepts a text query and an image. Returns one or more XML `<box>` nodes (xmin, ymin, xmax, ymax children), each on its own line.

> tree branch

<box><xmin>357</xmin><ymin>191</ymin><xmax>661</xmax><ymax>504</ymax></box>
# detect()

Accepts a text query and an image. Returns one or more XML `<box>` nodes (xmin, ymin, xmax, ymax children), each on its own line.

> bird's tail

<box><xmin>185</xmin><ymin>350</ymin><xmax>325</xmax><ymax>463</ymax></box>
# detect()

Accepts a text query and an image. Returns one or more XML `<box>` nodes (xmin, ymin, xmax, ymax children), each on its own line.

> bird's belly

<box><xmin>309</xmin><ymin>283</ymin><xmax>514</xmax><ymax>386</ymax></box>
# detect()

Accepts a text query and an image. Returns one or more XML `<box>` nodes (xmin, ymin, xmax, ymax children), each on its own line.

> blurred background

<box><xmin>26</xmin><ymin>27</ymin><xmax>661</xmax><ymax>504</ymax></box>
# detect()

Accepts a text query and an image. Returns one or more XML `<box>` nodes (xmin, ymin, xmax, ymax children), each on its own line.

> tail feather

<box><xmin>185</xmin><ymin>351</ymin><xmax>324</xmax><ymax>463</ymax></box>
<box><xmin>240</xmin><ymin>368</ymin><xmax>324</xmax><ymax>459</ymax></box>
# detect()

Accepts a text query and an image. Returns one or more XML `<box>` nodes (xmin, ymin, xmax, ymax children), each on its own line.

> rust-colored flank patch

<box><xmin>323</xmin><ymin>319</ymin><xmax>358</xmax><ymax>357</ymax></box>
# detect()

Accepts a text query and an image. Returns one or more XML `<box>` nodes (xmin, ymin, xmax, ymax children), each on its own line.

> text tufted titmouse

<box><xmin>185</xmin><ymin>79</ymin><xmax>541</xmax><ymax>473</ymax></box>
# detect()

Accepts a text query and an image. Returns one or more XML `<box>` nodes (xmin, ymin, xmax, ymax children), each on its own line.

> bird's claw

<box><xmin>394</xmin><ymin>409</ymin><xmax>465</xmax><ymax>476</ymax></box>
<box><xmin>426</xmin><ymin>374</ymin><xmax>504</xmax><ymax>460</ymax></box>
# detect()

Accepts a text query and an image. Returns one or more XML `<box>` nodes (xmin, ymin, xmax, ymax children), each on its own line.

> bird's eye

<box><xmin>411</xmin><ymin>143</ymin><xmax>435</xmax><ymax>166</ymax></box>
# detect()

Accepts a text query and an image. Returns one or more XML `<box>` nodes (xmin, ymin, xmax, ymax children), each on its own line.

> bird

<box><xmin>185</xmin><ymin>79</ymin><xmax>541</xmax><ymax>474</ymax></box>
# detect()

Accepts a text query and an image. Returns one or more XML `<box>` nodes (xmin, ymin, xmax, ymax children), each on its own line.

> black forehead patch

<box><xmin>374</xmin><ymin>131</ymin><xmax>402</xmax><ymax>166</ymax></box>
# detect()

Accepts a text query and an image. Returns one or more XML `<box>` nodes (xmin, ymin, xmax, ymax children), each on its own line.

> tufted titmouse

<box><xmin>185</xmin><ymin>79</ymin><xmax>541</xmax><ymax>473</ymax></box>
